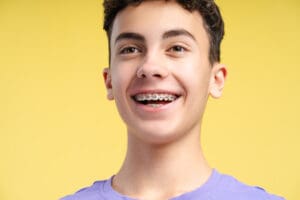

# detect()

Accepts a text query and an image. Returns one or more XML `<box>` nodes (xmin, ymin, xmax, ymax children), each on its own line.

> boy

<box><xmin>62</xmin><ymin>0</ymin><xmax>284</xmax><ymax>199</ymax></box>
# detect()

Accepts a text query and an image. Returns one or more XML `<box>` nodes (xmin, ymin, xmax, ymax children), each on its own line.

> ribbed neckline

<box><xmin>102</xmin><ymin>169</ymin><xmax>221</xmax><ymax>200</ymax></box>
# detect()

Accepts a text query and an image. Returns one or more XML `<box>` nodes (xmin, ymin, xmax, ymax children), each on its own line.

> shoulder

<box><xmin>60</xmin><ymin>180</ymin><xmax>110</xmax><ymax>200</ymax></box>
<box><xmin>210</xmin><ymin>170</ymin><xmax>285</xmax><ymax>200</ymax></box>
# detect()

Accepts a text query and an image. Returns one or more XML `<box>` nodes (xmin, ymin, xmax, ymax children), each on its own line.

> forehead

<box><xmin>110</xmin><ymin>1</ymin><xmax>209</xmax><ymax>46</ymax></box>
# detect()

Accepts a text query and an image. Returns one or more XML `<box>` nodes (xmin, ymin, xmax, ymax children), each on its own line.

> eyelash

<box><xmin>168</xmin><ymin>45</ymin><xmax>187</xmax><ymax>53</ymax></box>
<box><xmin>118</xmin><ymin>44</ymin><xmax>189</xmax><ymax>56</ymax></box>
<box><xmin>119</xmin><ymin>46</ymin><xmax>141</xmax><ymax>55</ymax></box>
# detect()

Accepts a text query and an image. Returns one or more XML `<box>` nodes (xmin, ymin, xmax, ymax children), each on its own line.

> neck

<box><xmin>112</xmin><ymin>127</ymin><xmax>212</xmax><ymax>200</ymax></box>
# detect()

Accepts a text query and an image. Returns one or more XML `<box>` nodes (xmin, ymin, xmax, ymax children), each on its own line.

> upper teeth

<box><xmin>134</xmin><ymin>93</ymin><xmax>177</xmax><ymax>101</ymax></box>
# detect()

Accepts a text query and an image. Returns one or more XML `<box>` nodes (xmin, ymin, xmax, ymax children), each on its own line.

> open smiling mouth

<box><xmin>132</xmin><ymin>93</ymin><xmax>180</xmax><ymax>108</ymax></box>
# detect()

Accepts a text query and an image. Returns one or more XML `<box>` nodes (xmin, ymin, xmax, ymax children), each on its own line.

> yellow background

<box><xmin>0</xmin><ymin>0</ymin><xmax>299</xmax><ymax>199</ymax></box>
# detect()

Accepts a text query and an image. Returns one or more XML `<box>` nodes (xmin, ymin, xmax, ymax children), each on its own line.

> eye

<box><xmin>169</xmin><ymin>45</ymin><xmax>186</xmax><ymax>53</ymax></box>
<box><xmin>119</xmin><ymin>46</ymin><xmax>140</xmax><ymax>55</ymax></box>
<box><xmin>166</xmin><ymin>44</ymin><xmax>190</xmax><ymax>57</ymax></box>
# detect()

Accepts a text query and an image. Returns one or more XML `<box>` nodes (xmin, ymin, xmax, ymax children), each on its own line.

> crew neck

<box><xmin>103</xmin><ymin>169</ymin><xmax>220</xmax><ymax>200</ymax></box>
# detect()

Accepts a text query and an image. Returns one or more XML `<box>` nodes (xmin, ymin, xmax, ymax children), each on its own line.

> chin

<box><xmin>128</xmin><ymin>124</ymin><xmax>185</xmax><ymax>146</ymax></box>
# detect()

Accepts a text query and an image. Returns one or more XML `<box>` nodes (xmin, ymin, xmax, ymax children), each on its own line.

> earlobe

<box><xmin>209</xmin><ymin>64</ymin><xmax>227</xmax><ymax>99</ymax></box>
<box><xmin>103</xmin><ymin>68</ymin><xmax>114</xmax><ymax>100</ymax></box>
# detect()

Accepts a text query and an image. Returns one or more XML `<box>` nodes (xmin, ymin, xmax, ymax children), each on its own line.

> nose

<box><xmin>136</xmin><ymin>56</ymin><xmax>169</xmax><ymax>79</ymax></box>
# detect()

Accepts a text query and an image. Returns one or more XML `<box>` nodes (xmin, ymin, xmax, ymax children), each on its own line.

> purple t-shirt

<box><xmin>61</xmin><ymin>170</ymin><xmax>284</xmax><ymax>200</ymax></box>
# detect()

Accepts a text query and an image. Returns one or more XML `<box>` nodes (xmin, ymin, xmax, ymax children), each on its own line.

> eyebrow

<box><xmin>114</xmin><ymin>29</ymin><xmax>196</xmax><ymax>45</ymax></box>
<box><xmin>162</xmin><ymin>29</ymin><xmax>196</xmax><ymax>41</ymax></box>
<box><xmin>114</xmin><ymin>32</ymin><xmax>145</xmax><ymax>45</ymax></box>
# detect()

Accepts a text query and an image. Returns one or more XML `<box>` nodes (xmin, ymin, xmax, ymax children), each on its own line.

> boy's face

<box><xmin>104</xmin><ymin>1</ymin><xmax>226</xmax><ymax>144</ymax></box>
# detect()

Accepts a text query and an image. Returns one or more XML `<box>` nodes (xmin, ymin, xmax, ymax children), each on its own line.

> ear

<box><xmin>103</xmin><ymin>68</ymin><xmax>114</xmax><ymax>100</ymax></box>
<box><xmin>209</xmin><ymin>63</ymin><xmax>227</xmax><ymax>99</ymax></box>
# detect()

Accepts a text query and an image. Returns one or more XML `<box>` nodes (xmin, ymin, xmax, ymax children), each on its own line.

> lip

<box><xmin>129</xmin><ymin>89</ymin><xmax>182</xmax><ymax>113</ymax></box>
<box><xmin>130</xmin><ymin>89</ymin><xmax>181</xmax><ymax>97</ymax></box>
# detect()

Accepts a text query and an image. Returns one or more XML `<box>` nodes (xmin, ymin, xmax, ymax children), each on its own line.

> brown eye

<box><xmin>169</xmin><ymin>45</ymin><xmax>186</xmax><ymax>53</ymax></box>
<box><xmin>120</xmin><ymin>46</ymin><xmax>140</xmax><ymax>54</ymax></box>
<box><xmin>166</xmin><ymin>44</ymin><xmax>189</xmax><ymax>57</ymax></box>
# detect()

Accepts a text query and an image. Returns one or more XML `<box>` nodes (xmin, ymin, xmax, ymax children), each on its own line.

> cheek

<box><xmin>181</xmin><ymin>68</ymin><xmax>212</xmax><ymax>104</ymax></box>
<box><xmin>111</xmin><ymin>76</ymin><xmax>125</xmax><ymax>98</ymax></box>
<box><xmin>177</xmin><ymin>58</ymin><xmax>211</xmax><ymax>85</ymax></box>
<box><xmin>110</xmin><ymin>65</ymin><xmax>135</xmax><ymax>98</ymax></box>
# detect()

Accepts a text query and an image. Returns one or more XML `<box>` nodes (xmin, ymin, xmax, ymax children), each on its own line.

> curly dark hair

<box><xmin>103</xmin><ymin>0</ymin><xmax>224</xmax><ymax>64</ymax></box>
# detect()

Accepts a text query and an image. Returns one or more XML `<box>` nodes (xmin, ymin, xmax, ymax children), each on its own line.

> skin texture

<box><xmin>103</xmin><ymin>1</ymin><xmax>226</xmax><ymax>199</ymax></box>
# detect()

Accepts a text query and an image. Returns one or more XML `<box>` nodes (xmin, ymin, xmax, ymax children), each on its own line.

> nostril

<box><xmin>136</xmin><ymin>61</ymin><xmax>169</xmax><ymax>79</ymax></box>
<box><xmin>137</xmin><ymin>71</ymin><xmax>146</xmax><ymax>78</ymax></box>
<box><xmin>153</xmin><ymin>73</ymin><xmax>162</xmax><ymax>78</ymax></box>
